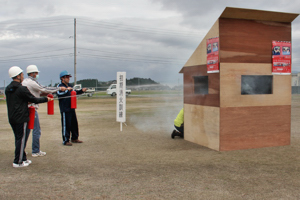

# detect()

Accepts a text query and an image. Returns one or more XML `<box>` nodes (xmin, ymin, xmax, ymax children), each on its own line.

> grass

<box><xmin>131</xmin><ymin>90</ymin><xmax>182</xmax><ymax>95</ymax></box>
<box><xmin>0</xmin><ymin>94</ymin><xmax>299</xmax><ymax>199</ymax></box>
<box><xmin>91</xmin><ymin>90</ymin><xmax>182</xmax><ymax>96</ymax></box>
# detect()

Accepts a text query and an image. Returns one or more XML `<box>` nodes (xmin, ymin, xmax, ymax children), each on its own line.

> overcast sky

<box><xmin>1</xmin><ymin>0</ymin><xmax>299</xmax><ymax>87</ymax></box>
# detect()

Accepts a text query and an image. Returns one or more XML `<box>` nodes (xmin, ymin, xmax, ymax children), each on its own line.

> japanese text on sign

<box><xmin>116</xmin><ymin>72</ymin><xmax>126</xmax><ymax>122</ymax></box>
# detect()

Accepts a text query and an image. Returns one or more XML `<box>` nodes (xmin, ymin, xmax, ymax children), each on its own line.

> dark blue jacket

<box><xmin>57</xmin><ymin>83</ymin><xmax>84</xmax><ymax>113</ymax></box>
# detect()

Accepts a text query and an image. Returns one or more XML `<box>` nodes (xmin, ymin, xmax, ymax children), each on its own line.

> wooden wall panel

<box><xmin>219</xmin><ymin>18</ymin><xmax>291</xmax><ymax>63</ymax></box>
<box><xmin>183</xmin><ymin>65</ymin><xmax>220</xmax><ymax>107</ymax></box>
<box><xmin>220</xmin><ymin>105</ymin><xmax>291</xmax><ymax>151</ymax></box>
<box><xmin>220</xmin><ymin>63</ymin><xmax>291</xmax><ymax>107</ymax></box>
<box><xmin>184</xmin><ymin>104</ymin><xmax>220</xmax><ymax>151</ymax></box>
<box><xmin>184</xmin><ymin>20</ymin><xmax>219</xmax><ymax>67</ymax></box>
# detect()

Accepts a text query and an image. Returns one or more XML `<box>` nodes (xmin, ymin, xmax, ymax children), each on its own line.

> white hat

<box><xmin>27</xmin><ymin>65</ymin><xmax>40</xmax><ymax>74</ymax></box>
<box><xmin>8</xmin><ymin>66</ymin><xmax>23</xmax><ymax>78</ymax></box>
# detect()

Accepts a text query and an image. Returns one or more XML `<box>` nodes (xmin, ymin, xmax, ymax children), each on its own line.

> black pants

<box><xmin>61</xmin><ymin>110</ymin><xmax>79</xmax><ymax>144</ymax></box>
<box><xmin>10</xmin><ymin>122</ymin><xmax>30</xmax><ymax>164</ymax></box>
<box><xmin>175</xmin><ymin>125</ymin><xmax>184</xmax><ymax>136</ymax></box>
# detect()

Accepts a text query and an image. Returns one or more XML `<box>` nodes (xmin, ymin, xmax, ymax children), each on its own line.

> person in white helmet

<box><xmin>22</xmin><ymin>65</ymin><xmax>69</xmax><ymax>157</ymax></box>
<box><xmin>5</xmin><ymin>66</ymin><xmax>53</xmax><ymax>168</ymax></box>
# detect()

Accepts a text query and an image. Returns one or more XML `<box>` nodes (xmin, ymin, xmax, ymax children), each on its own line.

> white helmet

<box><xmin>27</xmin><ymin>65</ymin><xmax>40</xmax><ymax>74</ymax></box>
<box><xmin>8</xmin><ymin>66</ymin><xmax>23</xmax><ymax>78</ymax></box>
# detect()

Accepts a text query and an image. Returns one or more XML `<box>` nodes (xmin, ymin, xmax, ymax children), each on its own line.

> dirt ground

<box><xmin>0</xmin><ymin>94</ymin><xmax>300</xmax><ymax>200</ymax></box>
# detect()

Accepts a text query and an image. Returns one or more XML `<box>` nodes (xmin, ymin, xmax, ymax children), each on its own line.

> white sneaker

<box><xmin>32</xmin><ymin>151</ymin><xmax>46</xmax><ymax>157</ymax></box>
<box><xmin>24</xmin><ymin>160</ymin><xmax>32</xmax><ymax>164</ymax></box>
<box><xmin>13</xmin><ymin>162</ymin><xmax>29</xmax><ymax>168</ymax></box>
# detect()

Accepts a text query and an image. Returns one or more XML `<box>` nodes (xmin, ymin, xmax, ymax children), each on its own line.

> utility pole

<box><xmin>96</xmin><ymin>79</ymin><xmax>97</xmax><ymax>91</ymax></box>
<box><xmin>4</xmin><ymin>80</ymin><xmax>5</xmax><ymax>99</ymax></box>
<box><xmin>74</xmin><ymin>18</ymin><xmax>77</xmax><ymax>85</ymax></box>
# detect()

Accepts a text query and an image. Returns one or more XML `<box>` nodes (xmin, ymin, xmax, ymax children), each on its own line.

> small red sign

<box><xmin>207</xmin><ymin>37</ymin><xmax>219</xmax><ymax>73</ymax></box>
<box><xmin>272</xmin><ymin>41</ymin><xmax>291</xmax><ymax>75</ymax></box>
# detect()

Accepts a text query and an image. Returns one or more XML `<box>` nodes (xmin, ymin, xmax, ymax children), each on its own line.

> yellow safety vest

<box><xmin>174</xmin><ymin>108</ymin><xmax>184</xmax><ymax>127</ymax></box>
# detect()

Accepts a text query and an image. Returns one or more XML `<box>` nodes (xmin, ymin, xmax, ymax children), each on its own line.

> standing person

<box><xmin>171</xmin><ymin>108</ymin><xmax>184</xmax><ymax>139</ymax></box>
<box><xmin>57</xmin><ymin>70</ymin><xmax>87</xmax><ymax>146</ymax></box>
<box><xmin>22</xmin><ymin>65</ymin><xmax>68</xmax><ymax>157</ymax></box>
<box><xmin>5</xmin><ymin>66</ymin><xmax>52</xmax><ymax>168</ymax></box>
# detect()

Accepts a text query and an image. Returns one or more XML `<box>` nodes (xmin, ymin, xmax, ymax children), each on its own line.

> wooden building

<box><xmin>180</xmin><ymin>7</ymin><xmax>299</xmax><ymax>151</ymax></box>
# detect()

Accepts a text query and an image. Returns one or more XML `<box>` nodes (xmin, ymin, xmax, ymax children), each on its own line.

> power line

<box><xmin>0</xmin><ymin>53</ymin><xmax>185</xmax><ymax>65</ymax></box>
<box><xmin>0</xmin><ymin>18</ymin><xmax>73</xmax><ymax>30</ymax></box>
<box><xmin>0</xmin><ymin>36</ymin><xmax>73</xmax><ymax>62</ymax></box>
<box><xmin>0</xmin><ymin>18</ymin><xmax>72</xmax><ymax>26</ymax></box>
<box><xmin>0</xmin><ymin>53</ymin><xmax>72</xmax><ymax>63</ymax></box>
<box><xmin>78</xmin><ymin>18</ymin><xmax>200</xmax><ymax>35</ymax></box>
<box><xmin>0</xmin><ymin>47</ymin><xmax>73</xmax><ymax>59</ymax></box>
<box><xmin>0</xmin><ymin>50</ymin><xmax>185</xmax><ymax>64</ymax></box>
<box><xmin>0</xmin><ymin>17</ymin><xmax>193</xmax><ymax>65</ymax></box>
<box><xmin>0</xmin><ymin>49</ymin><xmax>185</xmax><ymax>65</ymax></box>
<box><xmin>77</xmin><ymin>53</ymin><xmax>184</xmax><ymax>64</ymax></box>
<box><xmin>77</xmin><ymin>19</ymin><xmax>201</xmax><ymax>37</ymax></box>
<box><xmin>0</xmin><ymin>17</ymin><xmax>201</xmax><ymax>37</ymax></box>
<box><xmin>0</xmin><ymin>46</ymin><xmax>186</xmax><ymax>64</ymax></box>
<box><xmin>3</xmin><ymin>23</ymin><xmax>73</xmax><ymax>31</ymax></box>
<box><xmin>78</xmin><ymin>47</ymin><xmax>187</xmax><ymax>62</ymax></box>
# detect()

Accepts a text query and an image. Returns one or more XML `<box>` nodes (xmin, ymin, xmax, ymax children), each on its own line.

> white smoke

<box><xmin>128</xmin><ymin>93</ymin><xmax>183</xmax><ymax>134</ymax></box>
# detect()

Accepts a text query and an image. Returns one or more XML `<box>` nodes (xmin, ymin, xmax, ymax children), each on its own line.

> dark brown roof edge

<box><xmin>220</xmin><ymin>7</ymin><xmax>299</xmax><ymax>23</ymax></box>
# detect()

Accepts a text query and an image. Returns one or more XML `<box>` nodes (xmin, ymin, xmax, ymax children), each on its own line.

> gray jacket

<box><xmin>22</xmin><ymin>76</ymin><xmax>58</xmax><ymax>110</ymax></box>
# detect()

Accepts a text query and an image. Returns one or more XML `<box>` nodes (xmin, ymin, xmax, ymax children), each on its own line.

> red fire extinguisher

<box><xmin>71</xmin><ymin>90</ymin><xmax>77</xmax><ymax>109</ymax></box>
<box><xmin>47</xmin><ymin>94</ymin><xmax>54</xmax><ymax>115</ymax></box>
<box><xmin>28</xmin><ymin>106</ymin><xmax>35</xmax><ymax>129</ymax></box>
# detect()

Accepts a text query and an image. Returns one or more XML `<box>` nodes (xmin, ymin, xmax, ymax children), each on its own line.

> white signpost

<box><xmin>116</xmin><ymin>72</ymin><xmax>126</xmax><ymax>131</ymax></box>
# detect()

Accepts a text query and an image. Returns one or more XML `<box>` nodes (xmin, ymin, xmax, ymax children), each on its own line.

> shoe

<box><xmin>71</xmin><ymin>139</ymin><xmax>83</xmax><ymax>143</ymax></box>
<box><xmin>24</xmin><ymin>160</ymin><xmax>32</xmax><ymax>164</ymax></box>
<box><xmin>13</xmin><ymin>162</ymin><xmax>29</xmax><ymax>168</ymax></box>
<box><xmin>171</xmin><ymin>130</ymin><xmax>183</xmax><ymax>139</ymax></box>
<box><xmin>171</xmin><ymin>130</ymin><xmax>177</xmax><ymax>139</ymax></box>
<box><xmin>64</xmin><ymin>142</ymin><xmax>72</xmax><ymax>146</ymax></box>
<box><xmin>32</xmin><ymin>151</ymin><xmax>46</xmax><ymax>157</ymax></box>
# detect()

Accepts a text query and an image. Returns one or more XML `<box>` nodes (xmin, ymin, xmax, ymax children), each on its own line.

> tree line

<box><xmin>53</xmin><ymin>77</ymin><xmax>158</xmax><ymax>91</ymax></box>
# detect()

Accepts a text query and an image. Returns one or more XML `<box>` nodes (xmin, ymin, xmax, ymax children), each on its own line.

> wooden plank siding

<box><xmin>182</xmin><ymin>65</ymin><xmax>220</xmax><ymax>107</ymax></box>
<box><xmin>220</xmin><ymin>63</ymin><xmax>291</xmax><ymax>108</ymax></box>
<box><xmin>184</xmin><ymin>104</ymin><xmax>220</xmax><ymax>151</ymax></box>
<box><xmin>219</xmin><ymin>18</ymin><xmax>291</xmax><ymax>63</ymax></box>
<box><xmin>220</xmin><ymin>105</ymin><xmax>291</xmax><ymax>151</ymax></box>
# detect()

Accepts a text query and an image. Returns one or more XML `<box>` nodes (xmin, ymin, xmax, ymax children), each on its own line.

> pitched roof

<box><xmin>220</xmin><ymin>7</ymin><xmax>299</xmax><ymax>23</ymax></box>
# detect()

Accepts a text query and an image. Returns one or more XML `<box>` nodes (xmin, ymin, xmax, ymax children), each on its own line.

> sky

<box><xmin>0</xmin><ymin>0</ymin><xmax>300</xmax><ymax>88</ymax></box>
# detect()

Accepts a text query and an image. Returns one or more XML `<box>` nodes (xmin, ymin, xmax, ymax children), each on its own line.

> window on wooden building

<box><xmin>241</xmin><ymin>75</ymin><xmax>273</xmax><ymax>95</ymax></box>
<box><xmin>193</xmin><ymin>76</ymin><xmax>208</xmax><ymax>94</ymax></box>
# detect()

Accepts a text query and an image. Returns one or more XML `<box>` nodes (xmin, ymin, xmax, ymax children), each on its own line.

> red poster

<box><xmin>272</xmin><ymin>41</ymin><xmax>291</xmax><ymax>75</ymax></box>
<box><xmin>207</xmin><ymin>37</ymin><xmax>219</xmax><ymax>73</ymax></box>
